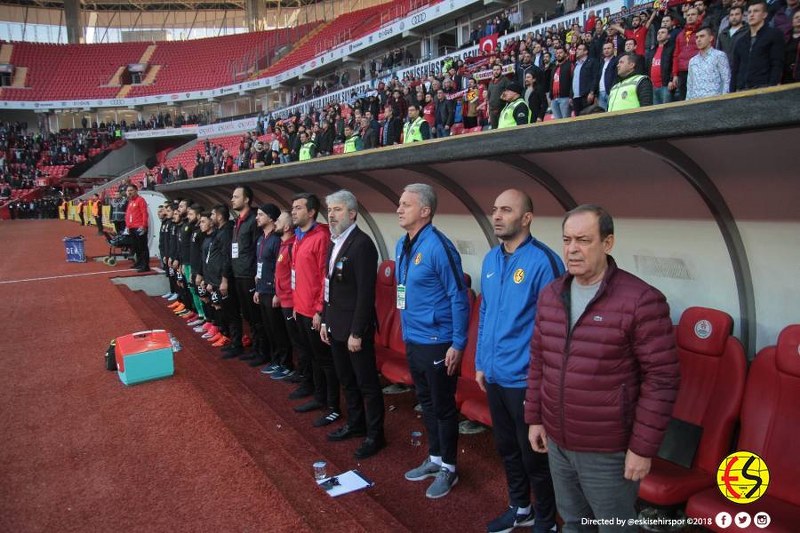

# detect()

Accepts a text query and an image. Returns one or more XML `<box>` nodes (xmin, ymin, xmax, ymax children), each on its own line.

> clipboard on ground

<box><xmin>317</xmin><ymin>469</ymin><xmax>375</xmax><ymax>497</ymax></box>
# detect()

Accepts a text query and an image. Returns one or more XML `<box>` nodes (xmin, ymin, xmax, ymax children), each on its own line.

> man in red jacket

<box><xmin>671</xmin><ymin>7</ymin><xmax>702</xmax><ymax>100</ymax></box>
<box><xmin>289</xmin><ymin>193</ymin><xmax>341</xmax><ymax>428</ymax></box>
<box><xmin>525</xmin><ymin>205</ymin><xmax>679</xmax><ymax>532</ymax></box>
<box><xmin>125</xmin><ymin>183</ymin><xmax>150</xmax><ymax>272</ymax></box>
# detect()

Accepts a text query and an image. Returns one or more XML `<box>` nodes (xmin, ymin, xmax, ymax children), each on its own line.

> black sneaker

<box><xmin>221</xmin><ymin>345</ymin><xmax>243</xmax><ymax>359</ymax></box>
<box><xmin>487</xmin><ymin>506</ymin><xmax>535</xmax><ymax>533</ymax></box>
<box><xmin>288</xmin><ymin>387</ymin><xmax>313</xmax><ymax>400</ymax></box>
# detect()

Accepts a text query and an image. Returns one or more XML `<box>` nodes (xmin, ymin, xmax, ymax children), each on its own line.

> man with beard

<box><xmin>125</xmin><ymin>184</ymin><xmax>150</xmax><ymax>272</ymax></box>
<box><xmin>320</xmin><ymin>190</ymin><xmax>385</xmax><ymax>459</ymax></box>
<box><xmin>254</xmin><ymin>204</ymin><xmax>293</xmax><ymax>378</ymax></box>
<box><xmin>477</xmin><ymin>190</ymin><xmax>563</xmax><ymax>533</ymax></box>
<box><xmin>289</xmin><ymin>193</ymin><xmax>341</xmax><ymax>428</ymax></box>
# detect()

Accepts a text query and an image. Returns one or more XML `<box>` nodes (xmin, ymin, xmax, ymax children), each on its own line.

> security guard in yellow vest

<box><xmin>343</xmin><ymin>125</ymin><xmax>363</xmax><ymax>153</ymax></box>
<box><xmin>607</xmin><ymin>53</ymin><xmax>654</xmax><ymax>112</ymax></box>
<box><xmin>298</xmin><ymin>131</ymin><xmax>317</xmax><ymax>161</ymax></box>
<box><xmin>403</xmin><ymin>104</ymin><xmax>431</xmax><ymax>144</ymax></box>
<box><xmin>497</xmin><ymin>82</ymin><xmax>532</xmax><ymax>129</ymax></box>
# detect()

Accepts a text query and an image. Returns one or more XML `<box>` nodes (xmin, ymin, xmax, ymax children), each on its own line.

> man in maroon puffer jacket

<box><xmin>524</xmin><ymin>205</ymin><xmax>680</xmax><ymax>532</ymax></box>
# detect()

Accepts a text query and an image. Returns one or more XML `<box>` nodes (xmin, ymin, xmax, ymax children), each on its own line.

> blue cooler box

<box><xmin>115</xmin><ymin>330</ymin><xmax>174</xmax><ymax>385</ymax></box>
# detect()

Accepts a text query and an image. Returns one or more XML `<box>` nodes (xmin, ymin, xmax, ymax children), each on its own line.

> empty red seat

<box><xmin>374</xmin><ymin>260</ymin><xmax>396</xmax><ymax>349</ymax></box>
<box><xmin>639</xmin><ymin>307</ymin><xmax>746</xmax><ymax>505</ymax></box>
<box><xmin>685</xmin><ymin>324</ymin><xmax>800</xmax><ymax>531</ymax></box>
<box><xmin>456</xmin><ymin>295</ymin><xmax>492</xmax><ymax>427</ymax></box>
<box><xmin>377</xmin><ymin>317</ymin><xmax>410</xmax><ymax>383</ymax></box>
<box><xmin>450</xmin><ymin>123</ymin><xmax>464</xmax><ymax>136</ymax></box>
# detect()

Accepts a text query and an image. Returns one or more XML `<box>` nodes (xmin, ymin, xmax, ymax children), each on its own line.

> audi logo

<box><xmin>411</xmin><ymin>12</ymin><xmax>427</xmax><ymax>25</ymax></box>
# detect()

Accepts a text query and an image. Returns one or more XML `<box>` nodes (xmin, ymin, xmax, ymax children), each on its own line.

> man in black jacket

<box><xmin>321</xmin><ymin>190</ymin><xmax>385</xmax><ymax>459</ymax></box>
<box><xmin>596</xmin><ymin>42</ymin><xmax>619</xmax><ymax>110</ymax></box>
<box><xmin>224</xmin><ymin>185</ymin><xmax>265</xmax><ymax>365</ymax></box>
<box><xmin>433</xmin><ymin>89</ymin><xmax>455</xmax><ymax>138</ymax></box>
<box><xmin>254</xmin><ymin>203</ymin><xmax>293</xmax><ymax>377</ymax></box>
<box><xmin>205</xmin><ymin>204</ymin><xmax>237</xmax><ymax>350</ymax></box>
<box><xmin>571</xmin><ymin>43</ymin><xmax>600</xmax><ymax>115</ymax></box>
<box><xmin>381</xmin><ymin>105</ymin><xmax>402</xmax><ymax>146</ymax></box>
<box><xmin>732</xmin><ymin>0</ymin><xmax>785</xmax><ymax>90</ymax></box>
<box><xmin>646</xmin><ymin>27</ymin><xmax>676</xmax><ymax>104</ymax></box>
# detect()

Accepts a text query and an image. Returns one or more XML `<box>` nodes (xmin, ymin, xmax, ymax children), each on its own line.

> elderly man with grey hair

<box><xmin>320</xmin><ymin>190</ymin><xmax>385</xmax><ymax>459</ymax></box>
<box><xmin>396</xmin><ymin>183</ymin><xmax>470</xmax><ymax>499</ymax></box>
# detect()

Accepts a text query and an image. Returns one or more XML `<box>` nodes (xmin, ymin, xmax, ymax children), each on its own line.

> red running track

<box><xmin>0</xmin><ymin>220</ymin><xmax>510</xmax><ymax>532</ymax></box>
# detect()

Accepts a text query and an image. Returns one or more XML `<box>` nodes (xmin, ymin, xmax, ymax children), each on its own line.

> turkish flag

<box><xmin>479</xmin><ymin>33</ymin><xmax>499</xmax><ymax>55</ymax></box>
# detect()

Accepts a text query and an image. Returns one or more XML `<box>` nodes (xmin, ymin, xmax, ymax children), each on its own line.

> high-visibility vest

<box><xmin>403</xmin><ymin>117</ymin><xmax>426</xmax><ymax>144</ymax></box>
<box><xmin>299</xmin><ymin>142</ymin><xmax>315</xmax><ymax>161</ymax></box>
<box><xmin>92</xmin><ymin>200</ymin><xmax>100</xmax><ymax>217</ymax></box>
<box><xmin>608</xmin><ymin>75</ymin><xmax>645</xmax><ymax>112</ymax></box>
<box><xmin>344</xmin><ymin>134</ymin><xmax>361</xmax><ymax>153</ymax></box>
<box><xmin>497</xmin><ymin>98</ymin><xmax>532</xmax><ymax>128</ymax></box>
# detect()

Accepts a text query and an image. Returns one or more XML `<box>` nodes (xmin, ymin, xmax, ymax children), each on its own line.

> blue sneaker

<box><xmin>260</xmin><ymin>363</ymin><xmax>281</xmax><ymax>375</ymax></box>
<box><xmin>271</xmin><ymin>368</ymin><xmax>295</xmax><ymax>380</ymax></box>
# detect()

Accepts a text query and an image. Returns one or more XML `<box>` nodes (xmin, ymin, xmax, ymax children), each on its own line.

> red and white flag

<box><xmin>479</xmin><ymin>33</ymin><xmax>499</xmax><ymax>55</ymax></box>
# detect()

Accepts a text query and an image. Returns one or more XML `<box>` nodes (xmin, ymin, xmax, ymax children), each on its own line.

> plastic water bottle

<box><xmin>169</xmin><ymin>333</ymin><xmax>182</xmax><ymax>353</ymax></box>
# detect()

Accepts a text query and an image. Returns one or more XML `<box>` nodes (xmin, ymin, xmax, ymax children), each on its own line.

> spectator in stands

<box><xmin>497</xmin><ymin>82</ymin><xmax>532</xmax><ymax>128</ymax></box>
<box><xmin>397</xmin><ymin>183</ymin><xmax>469</xmax><ymax>500</ymax></box>
<box><xmin>290</xmin><ymin>193</ymin><xmax>341</xmax><ymax>428</ymax></box>
<box><xmin>317</xmin><ymin>121</ymin><xmax>335</xmax><ymax>156</ymax></box>
<box><xmin>299</xmin><ymin>131</ymin><xmax>317</xmax><ymax>161</ymax></box>
<box><xmin>488</xmin><ymin>64</ymin><xmax>511</xmax><ymax>129</ymax></box>
<box><xmin>525</xmin><ymin>204</ymin><xmax>680</xmax><ymax>533</ymax></box>
<box><xmin>687</xmin><ymin>27</ymin><xmax>732</xmax><ymax>99</ymax></box>
<box><xmin>125</xmin><ymin>184</ymin><xmax>150</xmax><ymax>272</ymax></box>
<box><xmin>597</xmin><ymin>42</ymin><xmax>619</xmax><ymax>110</ymax></box>
<box><xmin>732</xmin><ymin>0</ymin><xmax>786</xmax><ymax>90</ymax></box>
<box><xmin>433</xmin><ymin>89</ymin><xmax>455</xmax><ymax>138</ymax></box>
<box><xmin>785</xmin><ymin>10</ymin><xmax>800</xmax><ymax>82</ymax></box>
<box><xmin>550</xmin><ymin>47</ymin><xmax>573</xmax><ymax>119</ymax></box>
<box><xmin>648</xmin><ymin>27</ymin><xmax>677</xmax><ymax>105</ymax></box>
<box><xmin>478</xmin><ymin>189</ymin><xmax>562</xmax><ymax>533</ymax></box>
<box><xmin>608</xmin><ymin>53</ymin><xmax>654</xmax><ymax>111</ymax></box>
<box><xmin>320</xmin><ymin>190</ymin><xmax>385</xmax><ymax>459</ymax></box>
<box><xmin>672</xmin><ymin>7</ymin><xmax>703</xmax><ymax>100</ymax></box>
<box><xmin>610</xmin><ymin>12</ymin><xmax>650</xmax><ymax>56</ymax></box>
<box><xmin>403</xmin><ymin>104</ymin><xmax>431</xmax><ymax>144</ymax></box>
<box><xmin>343</xmin><ymin>125</ymin><xmax>363</xmax><ymax>154</ymax></box>
<box><xmin>622</xmin><ymin>38</ymin><xmax>647</xmax><ymax>75</ymax></box>
<box><xmin>360</xmin><ymin>117</ymin><xmax>379</xmax><ymax>150</ymax></box>
<box><xmin>571</xmin><ymin>43</ymin><xmax>599</xmax><ymax>115</ymax></box>
<box><xmin>718</xmin><ymin>6</ymin><xmax>748</xmax><ymax>65</ymax></box>
<box><xmin>176</xmin><ymin>163</ymin><xmax>188</xmax><ymax>181</ymax></box>
<box><xmin>381</xmin><ymin>105</ymin><xmax>403</xmax><ymax>146</ymax></box>
<box><xmin>773</xmin><ymin>0</ymin><xmax>799</xmax><ymax>34</ymax></box>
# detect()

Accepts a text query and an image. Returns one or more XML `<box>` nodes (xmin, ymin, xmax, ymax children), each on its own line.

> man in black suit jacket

<box><xmin>321</xmin><ymin>190</ymin><xmax>386</xmax><ymax>459</ymax></box>
<box><xmin>570</xmin><ymin>43</ymin><xmax>600</xmax><ymax>116</ymax></box>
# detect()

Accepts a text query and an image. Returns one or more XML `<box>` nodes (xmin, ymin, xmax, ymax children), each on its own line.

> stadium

<box><xmin>1</xmin><ymin>0</ymin><xmax>798</xmax><ymax>531</ymax></box>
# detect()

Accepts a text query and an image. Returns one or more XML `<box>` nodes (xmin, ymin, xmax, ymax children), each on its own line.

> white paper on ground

<box><xmin>317</xmin><ymin>469</ymin><xmax>374</xmax><ymax>497</ymax></box>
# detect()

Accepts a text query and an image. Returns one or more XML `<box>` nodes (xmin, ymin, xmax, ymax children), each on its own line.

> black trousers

<box><xmin>233</xmin><ymin>276</ymin><xmax>264</xmax><ymax>352</ymax></box>
<box><xmin>220</xmin><ymin>284</ymin><xmax>242</xmax><ymax>347</ymax></box>
<box><xmin>572</xmin><ymin>95</ymin><xmax>589</xmax><ymax>116</ymax></box>
<box><xmin>407</xmin><ymin>342</ymin><xmax>459</xmax><ymax>465</ymax></box>
<box><xmin>95</xmin><ymin>213</ymin><xmax>103</xmax><ymax>234</ymax></box>
<box><xmin>486</xmin><ymin>383</ymin><xmax>556</xmax><ymax>522</ymax></box>
<box><xmin>258</xmin><ymin>296</ymin><xmax>291</xmax><ymax>366</ymax></box>
<box><xmin>676</xmin><ymin>71</ymin><xmax>689</xmax><ymax>101</ymax></box>
<box><xmin>296</xmin><ymin>313</ymin><xmax>340</xmax><ymax>410</ymax></box>
<box><xmin>130</xmin><ymin>230</ymin><xmax>149</xmax><ymax>270</ymax></box>
<box><xmin>280</xmin><ymin>307</ymin><xmax>303</xmax><ymax>371</ymax></box>
<box><xmin>330</xmin><ymin>336</ymin><xmax>384</xmax><ymax>439</ymax></box>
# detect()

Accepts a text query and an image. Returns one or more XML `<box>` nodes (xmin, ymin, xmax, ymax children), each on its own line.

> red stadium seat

<box><xmin>639</xmin><ymin>307</ymin><xmax>747</xmax><ymax>505</ymax></box>
<box><xmin>456</xmin><ymin>295</ymin><xmax>492</xmax><ymax>427</ymax></box>
<box><xmin>685</xmin><ymin>324</ymin><xmax>800</xmax><ymax>531</ymax></box>
<box><xmin>450</xmin><ymin>123</ymin><xmax>464</xmax><ymax>136</ymax></box>
<box><xmin>377</xmin><ymin>318</ymin><xmax>411</xmax><ymax>384</ymax></box>
<box><xmin>374</xmin><ymin>260</ymin><xmax>396</xmax><ymax>349</ymax></box>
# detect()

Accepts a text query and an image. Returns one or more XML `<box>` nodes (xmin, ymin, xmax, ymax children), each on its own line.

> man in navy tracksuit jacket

<box><xmin>396</xmin><ymin>183</ymin><xmax>470</xmax><ymax>500</ymax></box>
<box><xmin>477</xmin><ymin>189</ymin><xmax>564</xmax><ymax>533</ymax></box>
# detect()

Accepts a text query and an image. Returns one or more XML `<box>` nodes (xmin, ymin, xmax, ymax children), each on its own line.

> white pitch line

<box><xmin>0</xmin><ymin>268</ymin><xmax>139</xmax><ymax>285</ymax></box>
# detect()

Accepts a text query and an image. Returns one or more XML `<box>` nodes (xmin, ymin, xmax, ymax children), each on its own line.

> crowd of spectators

<box><xmin>5</xmin><ymin>196</ymin><xmax>61</xmax><ymax>219</ymax></box>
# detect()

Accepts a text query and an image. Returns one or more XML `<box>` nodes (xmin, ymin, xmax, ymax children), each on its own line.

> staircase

<box><xmin>107</xmin><ymin>66</ymin><xmax>126</xmax><ymax>87</ymax></box>
<box><xmin>11</xmin><ymin>66</ymin><xmax>27</xmax><ymax>87</ymax></box>
<box><xmin>141</xmin><ymin>64</ymin><xmax>161</xmax><ymax>85</ymax></box>
<box><xmin>138</xmin><ymin>44</ymin><xmax>158</xmax><ymax>64</ymax></box>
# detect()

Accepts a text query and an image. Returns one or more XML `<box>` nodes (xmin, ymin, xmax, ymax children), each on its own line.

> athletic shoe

<box><xmin>193</xmin><ymin>325</ymin><xmax>207</xmax><ymax>333</ymax></box>
<box><xmin>182</xmin><ymin>312</ymin><xmax>198</xmax><ymax>321</ymax></box>
<box><xmin>172</xmin><ymin>303</ymin><xmax>186</xmax><ymax>313</ymax></box>
<box><xmin>175</xmin><ymin>309</ymin><xmax>191</xmax><ymax>317</ymax></box>
<box><xmin>425</xmin><ymin>468</ymin><xmax>458</xmax><ymax>499</ymax></box>
<box><xmin>260</xmin><ymin>363</ymin><xmax>281</xmax><ymax>375</ymax></box>
<box><xmin>202</xmin><ymin>322</ymin><xmax>215</xmax><ymax>331</ymax></box>
<box><xmin>404</xmin><ymin>458</ymin><xmax>441</xmax><ymax>481</ymax></box>
<box><xmin>160</xmin><ymin>291</ymin><xmax>173</xmax><ymax>299</ymax></box>
<box><xmin>202</xmin><ymin>326</ymin><xmax>219</xmax><ymax>339</ymax></box>
<box><xmin>271</xmin><ymin>368</ymin><xmax>295</xmax><ymax>381</ymax></box>
<box><xmin>167</xmin><ymin>293</ymin><xmax>179</xmax><ymax>301</ymax></box>
<box><xmin>168</xmin><ymin>301</ymin><xmax>182</xmax><ymax>309</ymax></box>
<box><xmin>487</xmin><ymin>506</ymin><xmax>536</xmax><ymax>533</ymax></box>
<box><xmin>207</xmin><ymin>333</ymin><xmax>223</xmax><ymax>343</ymax></box>
<box><xmin>312</xmin><ymin>410</ymin><xmax>341</xmax><ymax>427</ymax></box>
<box><xmin>187</xmin><ymin>319</ymin><xmax>204</xmax><ymax>327</ymax></box>
<box><xmin>211</xmin><ymin>336</ymin><xmax>231</xmax><ymax>348</ymax></box>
